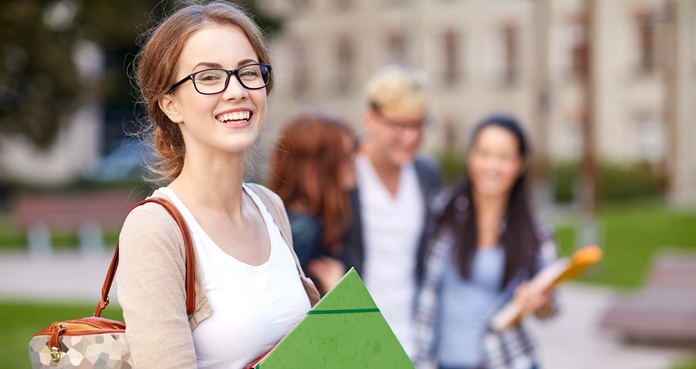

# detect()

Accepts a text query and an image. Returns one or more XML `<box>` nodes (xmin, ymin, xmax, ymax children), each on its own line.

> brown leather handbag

<box><xmin>28</xmin><ymin>197</ymin><xmax>195</xmax><ymax>369</ymax></box>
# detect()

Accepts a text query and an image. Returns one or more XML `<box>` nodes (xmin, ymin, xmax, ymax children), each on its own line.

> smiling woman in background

<box><xmin>414</xmin><ymin>114</ymin><xmax>558</xmax><ymax>369</ymax></box>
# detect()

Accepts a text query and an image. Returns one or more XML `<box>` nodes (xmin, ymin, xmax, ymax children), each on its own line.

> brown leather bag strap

<box><xmin>94</xmin><ymin>197</ymin><xmax>196</xmax><ymax>317</ymax></box>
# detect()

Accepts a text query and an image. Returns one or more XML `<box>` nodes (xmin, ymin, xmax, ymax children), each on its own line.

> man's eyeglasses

<box><xmin>166</xmin><ymin>63</ymin><xmax>272</xmax><ymax>95</ymax></box>
<box><xmin>371</xmin><ymin>103</ymin><xmax>433</xmax><ymax>133</ymax></box>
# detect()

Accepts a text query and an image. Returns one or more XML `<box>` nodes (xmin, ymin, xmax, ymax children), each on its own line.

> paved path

<box><xmin>0</xmin><ymin>250</ymin><xmax>115</xmax><ymax>304</ymax></box>
<box><xmin>527</xmin><ymin>284</ymin><xmax>692</xmax><ymax>369</ymax></box>
<box><xmin>1</xmin><ymin>251</ymin><xmax>693</xmax><ymax>368</ymax></box>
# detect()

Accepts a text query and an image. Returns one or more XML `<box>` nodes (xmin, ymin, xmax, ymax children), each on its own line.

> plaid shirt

<box><xmin>413</xmin><ymin>194</ymin><xmax>558</xmax><ymax>369</ymax></box>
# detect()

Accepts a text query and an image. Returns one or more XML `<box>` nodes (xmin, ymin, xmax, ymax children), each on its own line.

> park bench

<box><xmin>11</xmin><ymin>191</ymin><xmax>143</xmax><ymax>254</ymax></box>
<box><xmin>600</xmin><ymin>249</ymin><xmax>696</xmax><ymax>345</ymax></box>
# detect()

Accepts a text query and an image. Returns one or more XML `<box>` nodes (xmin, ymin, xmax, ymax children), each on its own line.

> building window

<box><xmin>567</xmin><ymin>17</ymin><xmax>588</xmax><ymax>80</ymax></box>
<box><xmin>387</xmin><ymin>32</ymin><xmax>407</xmax><ymax>65</ymax></box>
<box><xmin>291</xmin><ymin>40</ymin><xmax>309</xmax><ymax>95</ymax></box>
<box><xmin>635</xmin><ymin>10</ymin><xmax>659</xmax><ymax>74</ymax></box>
<box><xmin>335</xmin><ymin>0</ymin><xmax>352</xmax><ymax>11</ymax></box>
<box><xmin>335</xmin><ymin>36</ymin><xmax>354</xmax><ymax>94</ymax></box>
<box><xmin>442</xmin><ymin>30</ymin><xmax>461</xmax><ymax>86</ymax></box>
<box><xmin>501</xmin><ymin>24</ymin><xmax>519</xmax><ymax>86</ymax></box>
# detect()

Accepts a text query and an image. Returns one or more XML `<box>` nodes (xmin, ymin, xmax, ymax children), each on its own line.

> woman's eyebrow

<box><xmin>237</xmin><ymin>58</ymin><xmax>259</xmax><ymax>67</ymax></box>
<box><xmin>190</xmin><ymin>60</ymin><xmax>260</xmax><ymax>71</ymax></box>
<box><xmin>191</xmin><ymin>62</ymin><xmax>222</xmax><ymax>71</ymax></box>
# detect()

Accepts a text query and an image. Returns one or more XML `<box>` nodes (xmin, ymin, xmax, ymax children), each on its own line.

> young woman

<box><xmin>266</xmin><ymin>112</ymin><xmax>355</xmax><ymax>293</ymax></box>
<box><xmin>116</xmin><ymin>2</ymin><xmax>319</xmax><ymax>369</ymax></box>
<box><xmin>414</xmin><ymin>115</ymin><xmax>558</xmax><ymax>369</ymax></box>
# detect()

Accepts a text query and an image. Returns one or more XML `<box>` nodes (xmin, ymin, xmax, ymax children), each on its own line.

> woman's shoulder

<box><xmin>120</xmin><ymin>196</ymin><xmax>184</xmax><ymax>248</ymax></box>
<box><xmin>531</xmin><ymin>218</ymin><xmax>555</xmax><ymax>243</ymax></box>
<box><xmin>245</xmin><ymin>182</ymin><xmax>281</xmax><ymax>201</ymax></box>
<box><xmin>245</xmin><ymin>182</ymin><xmax>287</xmax><ymax>215</ymax></box>
<box><xmin>430</xmin><ymin>183</ymin><xmax>467</xmax><ymax>216</ymax></box>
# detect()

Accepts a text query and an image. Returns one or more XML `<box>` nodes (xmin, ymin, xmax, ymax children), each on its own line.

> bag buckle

<box><xmin>50</xmin><ymin>346</ymin><xmax>63</xmax><ymax>363</ymax></box>
<box><xmin>49</xmin><ymin>323</ymin><xmax>67</xmax><ymax>363</ymax></box>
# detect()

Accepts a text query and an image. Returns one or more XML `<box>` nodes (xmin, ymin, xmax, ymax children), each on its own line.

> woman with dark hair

<box><xmin>267</xmin><ymin>112</ymin><xmax>355</xmax><ymax>293</ymax></box>
<box><xmin>414</xmin><ymin>114</ymin><xmax>558</xmax><ymax>369</ymax></box>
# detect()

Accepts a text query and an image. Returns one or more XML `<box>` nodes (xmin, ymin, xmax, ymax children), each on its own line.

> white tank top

<box><xmin>158</xmin><ymin>185</ymin><xmax>310</xmax><ymax>369</ymax></box>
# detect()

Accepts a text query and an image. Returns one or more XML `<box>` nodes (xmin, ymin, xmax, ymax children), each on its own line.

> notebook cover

<box><xmin>251</xmin><ymin>268</ymin><xmax>415</xmax><ymax>369</ymax></box>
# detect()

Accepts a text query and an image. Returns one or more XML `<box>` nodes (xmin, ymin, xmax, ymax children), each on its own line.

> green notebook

<box><xmin>251</xmin><ymin>268</ymin><xmax>415</xmax><ymax>368</ymax></box>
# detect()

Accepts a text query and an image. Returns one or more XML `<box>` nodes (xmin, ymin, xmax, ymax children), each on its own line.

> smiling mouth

<box><xmin>216</xmin><ymin>111</ymin><xmax>251</xmax><ymax>124</ymax></box>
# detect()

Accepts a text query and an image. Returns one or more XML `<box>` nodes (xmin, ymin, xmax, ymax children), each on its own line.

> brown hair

<box><xmin>266</xmin><ymin>113</ymin><xmax>354</xmax><ymax>254</ymax></box>
<box><xmin>134</xmin><ymin>1</ymin><xmax>273</xmax><ymax>184</ymax></box>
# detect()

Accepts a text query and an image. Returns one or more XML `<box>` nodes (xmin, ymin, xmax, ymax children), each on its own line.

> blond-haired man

<box><xmin>340</xmin><ymin>65</ymin><xmax>441</xmax><ymax>358</ymax></box>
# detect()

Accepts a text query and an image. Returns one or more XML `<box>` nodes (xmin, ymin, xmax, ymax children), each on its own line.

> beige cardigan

<box><xmin>116</xmin><ymin>183</ymin><xmax>320</xmax><ymax>369</ymax></box>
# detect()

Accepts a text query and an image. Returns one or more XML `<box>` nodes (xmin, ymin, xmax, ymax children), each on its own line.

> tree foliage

<box><xmin>0</xmin><ymin>0</ymin><xmax>280</xmax><ymax>150</ymax></box>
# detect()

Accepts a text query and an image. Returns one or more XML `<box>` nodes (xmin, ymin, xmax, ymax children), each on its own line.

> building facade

<box><xmin>260</xmin><ymin>0</ymin><xmax>696</xmax><ymax>202</ymax></box>
<box><xmin>1</xmin><ymin>0</ymin><xmax>693</xmax><ymax>201</ymax></box>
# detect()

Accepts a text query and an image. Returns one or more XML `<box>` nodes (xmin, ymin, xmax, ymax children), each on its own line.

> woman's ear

<box><xmin>158</xmin><ymin>94</ymin><xmax>184</xmax><ymax>123</ymax></box>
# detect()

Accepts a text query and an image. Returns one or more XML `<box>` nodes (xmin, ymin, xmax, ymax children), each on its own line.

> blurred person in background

<box><xmin>414</xmin><ymin>114</ymin><xmax>558</xmax><ymax>369</ymax></box>
<box><xmin>267</xmin><ymin>111</ymin><xmax>355</xmax><ymax>293</ymax></box>
<box><xmin>340</xmin><ymin>64</ymin><xmax>442</xmax><ymax>358</ymax></box>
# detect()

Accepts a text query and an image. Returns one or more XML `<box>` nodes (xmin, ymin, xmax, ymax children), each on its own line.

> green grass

<box><xmin>675</xmin><ymin>358</ymin><xmax>696</xmax><ymax>369</ymax></box>
<box><xmin>549</xmin><ymin>202</ymin><xmax>696</xmax><ymax>289</ymax></box>
<box><xmin>0</xmin><ymin>217</ymin><xmax>24</xmax><ymax>250</ymax></box>
<box><xmin>0</xmin><ymin>301</ymin><xmax>123</xmax><ymax>369</ymax></box>
<box><xmin>0</xmin><ymin>218</ymin><xmax>120</xmax><ymax>251</ymax></box>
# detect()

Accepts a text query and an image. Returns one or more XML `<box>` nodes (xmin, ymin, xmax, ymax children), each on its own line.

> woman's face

<box><xmin>158</xmin><ymin>24</ymin><xmax>267</xmax><ymax>158</ymax></box>
<box><xmin>467</xmin><ymin>125</ymin><xmax>524</xmax><ymax>200</ymax></box>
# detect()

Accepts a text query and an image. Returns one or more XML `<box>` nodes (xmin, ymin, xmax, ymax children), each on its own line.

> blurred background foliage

<box><xmin>0</xmin><ymin>0</ymin><xmax>279</xmax><ymax>151</ymax></box>
<box><xmin>436</xmin><ymin>151</ymin><xmax>661</xmax><ymax>204</ymax></box>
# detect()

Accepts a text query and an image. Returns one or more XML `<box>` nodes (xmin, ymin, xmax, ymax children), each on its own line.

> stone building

<box><xmin>259</xmin><ymin>0</ymin><xmax>696</xmax><ymax>202</ymax></box>
<box><xmin>1</xmin><ymin>0</ymin><xmax>693</xmax><ymax>202</ymax></box>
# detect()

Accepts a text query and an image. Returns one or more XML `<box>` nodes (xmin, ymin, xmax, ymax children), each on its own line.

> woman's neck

<box><xmin>168</xmin><ymin>152</ymin><xmax>246</xmax><ymax>219</ymax></box>
<box><xmin>473</xmin><ymin>188</ymin><xmax>508</xmax><ymax>248</ymax></box>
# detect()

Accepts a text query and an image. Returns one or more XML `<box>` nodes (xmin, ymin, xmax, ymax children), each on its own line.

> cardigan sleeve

<box><xmin>116</xmin><ymin>203</ymin><xmax>197</xmax><ymax>369</ymax></box>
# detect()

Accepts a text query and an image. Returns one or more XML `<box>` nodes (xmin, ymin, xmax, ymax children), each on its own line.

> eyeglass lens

<box><xmin>193</xmin><ymin>64</ymin><xmax>270</xmax><ymax>94</ymax></box>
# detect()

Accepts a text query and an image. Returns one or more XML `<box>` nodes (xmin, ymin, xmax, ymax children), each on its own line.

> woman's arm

<box><xmin>116</xmin><ymin>204</ymin><xmax>197</xmax><ymax>369</ymax></box>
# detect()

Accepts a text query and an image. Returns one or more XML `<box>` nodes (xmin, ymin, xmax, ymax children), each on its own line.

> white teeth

<box><xmin>217</xmin><ymin>111</ymin><xmax>250</xmax><ymax>122</ymax></box>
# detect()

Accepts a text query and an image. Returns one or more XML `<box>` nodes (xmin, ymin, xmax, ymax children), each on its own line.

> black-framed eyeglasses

<box><xmin>370</xmin><ymin>102</ymin><xmax>434</xmax><ymax>133</ymax></box>
<box><xmin>166</xmin><ymin>63</ymin><xmax>272</xmax><ymax>95</ymax></box>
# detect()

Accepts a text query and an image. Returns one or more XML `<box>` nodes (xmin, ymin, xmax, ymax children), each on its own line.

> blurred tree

<box><xmin>0</xmin><ymin>1</ymin><xmax>80</xmax><ymax>150</ymax></box>
<box><xmin>0</xmin><ymin>0</ymin><xmax>280</xmax><ymax>151</ymax></box>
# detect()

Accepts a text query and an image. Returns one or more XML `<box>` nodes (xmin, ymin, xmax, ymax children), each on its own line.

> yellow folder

<box><xmin>490</xmin><ymin>244</ymin><xmax>603</xmax><ymax>332</ymax></box>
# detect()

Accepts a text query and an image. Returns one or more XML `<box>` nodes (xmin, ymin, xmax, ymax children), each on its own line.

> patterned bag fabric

<box><xmin>28</xmin><ymin>197</ymin><xmax>195</xmax><ymax>369</ymax></box>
